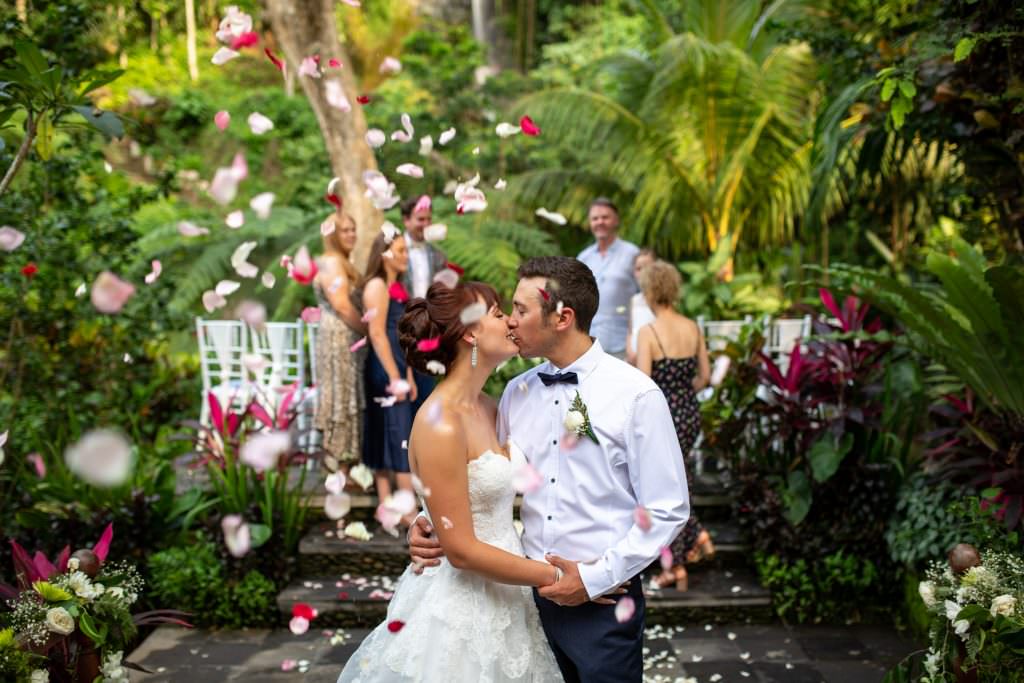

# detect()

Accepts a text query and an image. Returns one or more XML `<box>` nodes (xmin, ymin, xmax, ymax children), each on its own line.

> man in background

<box><xmin>577</xmin><ymin>198</ymin><xmax>640</xmax><ymax>359</ymax></box>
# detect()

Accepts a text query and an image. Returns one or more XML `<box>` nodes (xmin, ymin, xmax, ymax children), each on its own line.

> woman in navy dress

<box><xmin>359</xmin><ymin>231</ymin><xmax>417</xmax><ymax>508</ymax></box>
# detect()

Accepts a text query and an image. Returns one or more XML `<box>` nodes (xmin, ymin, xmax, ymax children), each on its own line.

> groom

<box><xmin>409</xmin><ymin>256</ymin><xmax>690</xmax><ymax>682</ymax></box>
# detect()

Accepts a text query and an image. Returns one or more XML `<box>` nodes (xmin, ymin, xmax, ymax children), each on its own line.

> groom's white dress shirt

<box><xmin>497</xmin><ymin>339</ymin><xmax>690</xmax><ymax>599</ymax></box>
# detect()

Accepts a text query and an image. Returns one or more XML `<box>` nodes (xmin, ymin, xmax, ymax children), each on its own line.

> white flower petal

<box><xmin>418</xmin><ymin>135</ymin><xmax>433</xmax><ymax>156</ymax></box>
<box><xmin>240</xmin><ymin>431</ymin><xmax>290</xmax><ymax>472</ymax></box>
<box><xmin>379</xmin><ymin>56</ymin><xmax>402</xmax><ymax>74</ymax></box>
<box><xmin>144</xmin><ymin>260</ymin><xmax>162</xmax><ymax>284</ymax></box>
<box><xmin>324</xmin><ymin>492</ymin><xmax>352</xmax><ymax>520</ymax></box>
<box><xmin>65</xmin><ymin>429</ymin><xmax>134</xmax><ymax>487</ymax></box>
<box><xmin>535</xmin><ymin>207</ymin><xmax>567</xmax><ymax>225</ymax></box>
<box><xmin>365</xmin><ymin>129</ymin><xmax>387</xmax><ymax>148</ymax></box>
<box><xmin>211</xmin><ymin>47</ymin><xmax>240</xmax><ymax>65</ymax></box>
<box><xmin>0</xmin><ymin>226</ymin><xmax>26</xmax><ymax>252</ymax></box>
<box><xmin>249</xmin><ymin>192</ymin><xmax>275</xmax><ymax>219</ymax></box>
<box><xmin>495</xmin><ymin>122</ymin><xmax>521</xmax><ymax>138</ymax></box>
<box><xmin>177</xmin><ymin>220</ymin><xmax>209</xmax><ymax>237</ymax></box>
<box><xmin>225</xmin><ymin>210</ymin><xmax>245</xmax><ymax>229</ymax></box>
<box><xmin>438</xmin><ymin>127</ymin><xmax>456</xmax><ymax>145</ymax></box>
<box><xmin>247</xmin><ymin>112</ymin><xmax>274</xmax><ymax>135</ymax></box>
<box><xmin>459</xmin><ymin>301</ymin><xmax>487</xmax><ymax>324</ymax></box>
<box><xmin>202</xmin><ymin>290</ymin><xmax>227</xmax><ymax>313</ymax></box>
<box><xmin>325</xmin><ymin>79</ymin><xmax>350</xmax><ymax>111</ymax></box>
<box><xmin>396</xmin><ymin>163</ymin><xmax>424</xmax><ymax>178</ymax></box>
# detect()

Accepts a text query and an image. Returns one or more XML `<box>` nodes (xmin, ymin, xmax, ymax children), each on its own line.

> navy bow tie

<box><xmin>538</xmin><ymin>371</ymin><xmax>579</xmax><ymax>387</ymax></box>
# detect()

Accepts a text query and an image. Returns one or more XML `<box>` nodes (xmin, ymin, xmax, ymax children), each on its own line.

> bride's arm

<box><xmin>411</xmin><ymin>415</ymin><xmax>558</xmax><ymax>588</ymax></box>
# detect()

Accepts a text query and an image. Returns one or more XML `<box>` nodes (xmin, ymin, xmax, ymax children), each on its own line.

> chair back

<box><xmin>196</xmin><ymin>318</ymin><xmax>247</xmax><ymax>392</ymax></box>
<box><xmin>247</xmin><ymin>321</ymin><xmax>306</xmax><ymax>390</ymax></box>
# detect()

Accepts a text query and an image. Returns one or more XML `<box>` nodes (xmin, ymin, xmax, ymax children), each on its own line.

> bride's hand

<box><xmin>408</xmin><ymin>516</ymin><xmax>444</xmax><ymax>574</ymax></box>
<box><xmin>538</xmin><ymin>555</ymin><xmax>591</xmax><ymax>607</ymax></box>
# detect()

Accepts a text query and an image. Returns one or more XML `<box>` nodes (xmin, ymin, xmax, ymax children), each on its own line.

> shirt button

<box><xmin>552</xmin><ymin>440</ymin><xmax>557</xmax><ymax>445</ymax></box>
<box><xmin>550</xmin><ymin>478</ymin><xmax>556</xmax><ymax>484</ymax></box>
<box><xmin>547</xmin><ymin>515</ymin><xmax>552</xmax><ymax>521</ymax></box>
<box><xmin>554</xmin><ymin>400</ymin><xmax>559</xmax><ymax>405</ymax></box>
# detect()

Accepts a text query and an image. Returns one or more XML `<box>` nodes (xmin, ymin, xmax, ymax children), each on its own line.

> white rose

<box><xmin>30</xmin><ymin>670</ymin><xmax>49</xmax><ymax>683</ymax></box>
<box><xmin>563</xmin><ymin>410</ymin><xmax>585</xmax><ymax>432</ymax></box>
<box><xmin>918</xmin><ymin>580</ymin><xmax>937</xmax><ymax>607</ymax></box>
<box><xmin>45</xmin><ymin>606</ymin><xmax>75</xmax><ymax>635</ymax></box>
<box><xmin>991</xmin><ymin>594</ymin><xmax>1016</xmax><ymax>618</ymax></box>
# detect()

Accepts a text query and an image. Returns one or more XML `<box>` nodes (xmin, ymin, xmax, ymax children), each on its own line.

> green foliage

<box><xmin>148</xmin><ymin>534</ymin><xmax>278</xmax><ymax>628</ymax></box>
<box><xmin>507</xmin><ymin>0</ymin><xmax>820</xmax><ymax>261</ymax></box>
<box><xmin>755</xmin><ymin>549</ymin><xmax>879</xmax><ymax>624</ymax></box>
<box><xmin>675</xmin><ymin>241</ymin><xmax>786</xmax><ymax>318</ymax></box>
<box><xmin>885</xmin><ymin>473</ymin><xmax>964</xmax><ymax>569</ymax></box>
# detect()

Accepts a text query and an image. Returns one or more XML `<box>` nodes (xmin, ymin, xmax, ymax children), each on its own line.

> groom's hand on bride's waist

<box><xmin>538</xmin><ymin>555</ymin><xmax>627</xmax><ymax>607</ymax></box>
<box><xmin>408</xmin><ymin>516</ymin><xmax>444</xmax><ymax>574</ymax></box>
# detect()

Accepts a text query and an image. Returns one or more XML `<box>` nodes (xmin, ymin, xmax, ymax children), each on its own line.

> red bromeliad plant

<box><xmin>746</xmin><ymin>288</ymin><xmax>895</xmax><ymax>525</ymax></box>
<box><xmin>174</xmin><ymin>384</ymin><xmax>313</xmax><ymax>557</ymax></box>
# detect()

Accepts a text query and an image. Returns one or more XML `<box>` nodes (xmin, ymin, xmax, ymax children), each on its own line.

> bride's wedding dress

<box><xmin>337</xmin><ymin>446</ymin><xmax>563</xmax><ymax>682</ymax></box>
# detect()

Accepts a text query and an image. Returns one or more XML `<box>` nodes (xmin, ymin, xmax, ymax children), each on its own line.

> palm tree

<box><xmin>507</xmin><ymin>0</ymin><xmax>820</xmax><ymax>271</ymax></box>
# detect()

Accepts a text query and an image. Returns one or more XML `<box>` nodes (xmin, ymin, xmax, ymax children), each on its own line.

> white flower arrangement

<box><xmin>916</xmin><ymin>547</ymin><xmax>1024</xmax><ymax>682</ymax></box>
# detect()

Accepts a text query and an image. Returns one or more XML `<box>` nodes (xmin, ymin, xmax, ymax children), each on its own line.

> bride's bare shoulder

<box><xmin>410</xmin><ymin>396</ymin><xmax>466</xmax><ymax>462</ymax></box>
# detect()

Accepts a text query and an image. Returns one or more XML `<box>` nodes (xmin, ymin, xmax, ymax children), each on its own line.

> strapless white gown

<box><xmin>337</xmin><ymin>448</ymin><xmax>563</xmax><ymax>682</ymax></box>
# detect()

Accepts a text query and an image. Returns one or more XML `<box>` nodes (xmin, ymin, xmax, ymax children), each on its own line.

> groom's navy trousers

<box><xmin>532</xmin><ymin>575</ymin><xmax>645</xmax><ymax>683</ymax></box>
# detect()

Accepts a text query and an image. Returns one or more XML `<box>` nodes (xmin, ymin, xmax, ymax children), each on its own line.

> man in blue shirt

<box><xmin>576</xmin><ymin>198</ymin><xmax>640</xmax><ymax>358</ymax></box>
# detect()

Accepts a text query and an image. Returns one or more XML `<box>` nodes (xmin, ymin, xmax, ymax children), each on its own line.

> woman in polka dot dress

<box><xmin>635</xmin><ymin>260</ymin><xmax>714</xmax><ymax>591</ymax></box>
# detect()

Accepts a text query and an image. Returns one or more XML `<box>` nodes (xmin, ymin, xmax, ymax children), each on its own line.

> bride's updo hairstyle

<box><xmin>398</xmin><ymin>280</ymin><xmax>501</xmax><ymax>374</ymax></box>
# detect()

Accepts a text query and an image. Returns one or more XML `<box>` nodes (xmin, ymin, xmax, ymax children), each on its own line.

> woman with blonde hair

<box><xmin>313</xmin><ymin>210</ymin><xmax>367</xmax><ymax>467</ymax></box>
<box><xmin>635</xmin><ymin>260</ymin><xmax>714</xmax><ymax>591</ymax></box>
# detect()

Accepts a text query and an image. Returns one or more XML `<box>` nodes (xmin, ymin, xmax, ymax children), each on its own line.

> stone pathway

<box><xmin>128</xmin><ymin>621</ymin><xmax>920</xmax><ymax>682</ymax></box>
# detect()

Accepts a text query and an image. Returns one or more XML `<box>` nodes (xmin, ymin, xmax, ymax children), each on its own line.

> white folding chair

<box><xmin>302</xmin><ymin>322</ymin><xmax>322</xmax><ymax>454</ymax></box>
<box><xmin>247</xmin><ymin>319</ymin><xmax>306</xmax><ymax>394</ymax></box>
<box><xmin>196</xmin><ymin>318</ymin><xmax>249</xmax><ymax>425</ymax></box>
<box><xmin>766</xmin><ymin>315</ymin><xmax>812</xmax><ymax>374</ymax></box>
<box><xmin>699</xmin><ymin>315</ymin><xmax>753</xmax><ymax>352</ymax></box>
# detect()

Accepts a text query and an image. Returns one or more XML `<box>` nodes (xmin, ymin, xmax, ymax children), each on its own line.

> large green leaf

<box><xmin>808</xmin><ymin>432</ymin><xmax>853</xmax><ymax>483</ymax></box>
<box><xmin>782</xmin><ymin>470</ymin><xmax>812</xmax><ymax>526</ymax></box>
<box><xmin>71</xmin><ymin>105</ymin><xmax>124</xmax><ymax>139</ymax></box>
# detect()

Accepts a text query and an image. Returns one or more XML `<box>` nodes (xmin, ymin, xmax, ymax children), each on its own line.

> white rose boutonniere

<box><xmin>45</xmin><ymin>606</ymin><xmax>75</xmax><ymax>635</ymax></box>
<box><xmin>565</xmin><ymin>392</ymin><xmax>599</xmax><ymax>445</ymax></box>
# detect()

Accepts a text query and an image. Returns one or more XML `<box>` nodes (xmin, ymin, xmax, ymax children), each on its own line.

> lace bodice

<box><xmin>423</xmin><ymin>449</ymin><xmax>521</xmax><ymax>554</ymax></box>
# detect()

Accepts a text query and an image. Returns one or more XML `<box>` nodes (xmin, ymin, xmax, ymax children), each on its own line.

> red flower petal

<box><xmin>292</xmin><ymin>602</ymin><xmax>316</xmax><ymax>620</ymax></box>
<box><xmin>356</xmin><ymin>95</ymin><xmax>371</xmax><ymax>105</ymax></box>
<box><xmin>328</xmin><ymin>58</ymin><xmax>342</xmax><ymax>68</ymax></box>
<box><xmin>445</xmin><ymin>261</ymin><xmax>464</xmax><ymax>276</ymax></box>
<box><xmin>537</xmin><ymin>287</ymin><xmax>550</xmax><ymax>301</ymax></box>
<box><xmin>388</xmin><ymin>281</ymin><xmax>409</xmax><ymax>303</ymax></box>
<box><xmin>417</xmin><ymin>337</ymin><xmax>440</xmax><ymax>352</ymax></box>
<box><xmin>264</xmin><ymin>48</ymin><xmax>284</xmax><ymax>71</ymax></box>
<box><xmin>230</xmin><ymin>31</ymin><xmax>259</xmax><ymax>50</ymax></box>
<box><xmin>338</xmin><ymin>591</ymin><xmax>350</xmax><ymax>600</ymax></box>
<box><xmin>325</xmin><ymin>193</ymin><xmax>342</xmax><ymax>210</ymax></box>
<box><xmin>387</xmin><ymin>620</ymin><xmax>405</xmax><ymax>633</ymax></box>
<box><xmin>21</xmin><ymin>262</ymin><xmax>38</xmax><ymax>278</ymax></box>
<box><xmin>519</xmin><ymin>115</ymin><xmax>541</xmax><ymax>136</ymax></box>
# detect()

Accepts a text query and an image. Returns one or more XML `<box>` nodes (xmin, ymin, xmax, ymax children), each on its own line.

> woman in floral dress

<box><xmin>635</xmin><ymin>260</ymin><xmax>714</xmax><ymax>591</ymax></box>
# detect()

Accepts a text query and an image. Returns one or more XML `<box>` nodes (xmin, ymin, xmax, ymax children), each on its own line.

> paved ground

<box><xmin>128</xmin><ymin>622</ymin><xmax>920</xmax><ymax>682</ymax></box>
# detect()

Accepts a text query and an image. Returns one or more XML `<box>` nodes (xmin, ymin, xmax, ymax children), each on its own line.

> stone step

<box><xmin>296</xmin><ymin>518</ymin><xmax>751</xmax><ymax>576</ymax></box>
<box><xmin>276</xmin><ymin>565</ymin><xmax>772</xmax><ymax>629</ymax></box>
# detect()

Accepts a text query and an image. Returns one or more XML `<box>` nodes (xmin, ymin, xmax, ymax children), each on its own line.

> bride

<box><xmin>337</xmin><ymin>280</ymin><xmax>563</xmax><ymax>682</ymax></box>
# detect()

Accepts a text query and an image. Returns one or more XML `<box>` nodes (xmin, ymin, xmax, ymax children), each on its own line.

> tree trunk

<box><xmin>263</xmin><ymin>0</ymin><xmax>382</xmax><ymax>268</ymax></box>
<box><xmin>185</xmin><ymin>0</ymin><xmax>199</xmax><ymax>83</ymax></box>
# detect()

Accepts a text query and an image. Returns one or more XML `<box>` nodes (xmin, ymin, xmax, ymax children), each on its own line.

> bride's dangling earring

<box><xmin>471</xmin><ymin>338</ymin><xmax>478</xmax><ymax>368</ymax></box>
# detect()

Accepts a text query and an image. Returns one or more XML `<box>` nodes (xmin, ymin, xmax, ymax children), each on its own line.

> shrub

<box><xmin>886</xmin><ymin>473</ymin><xmax>964</xmax><ymax>570</ymax></box>
<box><xmin>755</xmin><ymin>550</ymin><xmax>879</xmax><ymax>624</ymax></box>
<box><xmin>148</xmin><ymin>534</ymin><xmax>278</xmax><ymax>629</ymax></box>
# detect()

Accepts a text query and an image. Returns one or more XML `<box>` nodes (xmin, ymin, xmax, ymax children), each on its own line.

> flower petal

<box><xmin>418</xmin><ymin>135</ymin><xmax>433</xmax><ymax>156</ymax></box>
<box><xmin>225</xmin><ymin>210</ymin><xmax>245</xmax><ymax>229</ymax></box>
<box><xmin>633</xmin><ymin>506</ymin><xmax>652</xmax><ymax>532</ymax></box>
<box><xmin>202</xmin><ymin>290</ymin><xmax>227</xmax><ymax>312</ymax></box>
<box><xmin>614</xmin><ymin>596</ymin><xmax>636</xmax><ymax>623</ymax></box>
<box><xmin>301</xmin><ymin>306</ymin><xmax>321</xmax><ymax>323</ymax></box>
<box><xmin>459</xmin><ymin>301</ymin><xmax>487</xmax><ymax>324</ymax></box>
<box><xmin>240</xmin><ymin>431</ymin><xmax>290</xmax><ymax>472</ymax></box>
<box><xmin>214</xmin><ymin>110</ymin><xmax>231</xmax><ymax>131</ymax></box>
<box><xmin>325</xmin><ymin>79</ymin><xmax>350</xmax><ymax>111</ymax></box>
<box><xmin>0</xmin><ymin>226</ymin><xmax>26</xmax><ymax>251</ymax></box>
<box><xmin>349</xmin><ymin>336</ymin><xmax>367</xmax><ymax>353</ymax></box>
<box><xmin>222</xmin><ymin>515</ymin><xmax>251</xmax><ymax>557</ymax></box>
<box><xmin>423</xmin><ymin>223</ymin><xmax>447</xmax><ymax>242</ymax></box>
<box><xmin>535</xmin><ymin>207</ymin><xmax>567</xmax><ymax>225</ymax></box>
<box><xmin>249</xmin><ymin>192</ymin><xmax>275</xmax><ymax>219</ymax></box>
<box><xmin>519</xmin><ymin>115</ymin><xmax>541</xmax><ymax>136</ymax></box>
<box><xmin>324</xmin><ymin>493</ymin><xmax>352</xmax><ymax>520</ymax></box>
<box><xmin>379</xmin><ymin>56</ymin><xmax>402</xmax><ymax>74</ymax></box>
<box><xmin>298</xmin><ymin>56</ymin><xmax>321</xmax><ymax>78</ymax></box>
<box><xmin>438</xmin><ymin>127</ymin><xmax>456</xmax><ymax>145</ymax></box>
<box><xmin>91</xmin><ymin>271</ymin><xmax>135</xmax><ymax>314</ymax></box>
<box><xmin>211</xmin><ymin>47</ymin><xmax>240</xmax><ymax>65</ymax></box>
<box><xmin>65</xmin><ymin>429</ymin><xmax>134</xmax><ymax>487</ymax></box>
<box><xmin>495</xmin><ymin>122</ymin><xmax>521</xmax><ymax>138</ymax></box>
<box><xmin>396</xmin><ymin>163</ymin><xmax>424</xmax><ymax>178</ymax></box>
<box><xmin>144</xmin><ymin>260</ymin><xmax>162</xmax><ymax>284</ymax></box>
<box><xmin>365</xmin><ymin>129</ymin><xmax>387</xmax><ymax>148</ymax></box>
<box><xmin>247</xmin><ymin>112</ymin><xmax>274</xmax><ymax>135</ymax></box>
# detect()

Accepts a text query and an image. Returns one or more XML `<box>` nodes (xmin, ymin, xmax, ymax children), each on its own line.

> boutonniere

<box><xmin>564</xmin><ymin>391</ymin><xmax>599</xmax><ymax>445</ymax></box>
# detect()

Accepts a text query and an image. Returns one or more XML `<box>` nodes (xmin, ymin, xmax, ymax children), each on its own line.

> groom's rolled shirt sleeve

<box><xmin>576</xmin><ymin>388</ymin><xmax>690</xmax><ymax>599</ymax></box>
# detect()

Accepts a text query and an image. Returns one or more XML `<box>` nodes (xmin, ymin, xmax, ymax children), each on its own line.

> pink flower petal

<box><xmin>91</xmin><ymin>271</ymin><xmax>136</xmax><ymax>314</ymax></box>
<box><xmin>614</xmin><ymin>596</ymin><xmax>636</xmax><ymax>623</ymax></box>
<box><xmin>396</xmin><ymin>163</ymin><xmax>424</xmax><ymax>178</ymax></box>
<box><xmin>325</xmin><ymin>80</ymin><xmax>350</xmax><ymax>111</ymax></box>
<box><xmin>240</xmin><ymin>431</ymin><xmax>290</xmax><ymax>472</ymax></box>
<box><xmin>236</xmin><ymin>299</ymin><xmax>267</xmax><ymax>328</ymax></box>
<box><xmin>365</xmin><ymin>129</ymin><xmax>387</xmax><ymax>148</ymax></box>
<box><xmin>349</xmin><ymin>336</ymin><xmax>367</xmax><ymax>353</ymax></box>
<box><xmin>298</xmin><ymin>56</ymin><xmax>321</xmax><ymax>78</ymax></box>
<box><xmin>281</xmin><ymin>659</ymin><xmax>298</xmax><ymax>672</ymax></box>
<box><xmin>520</xmin><ymin>115</ymin><xmax>541</xmax><ymax>136</ymax></box>
<box><xmin>325</xmin><ymin>493</ymin><xmax>352</xmax><ymax>520</ymax></box>
<box><xmin>247</xmin><ymin>112</ymin><xmax>274</xmax><ymax>135</ymax></box>
<box><xmin>249</xmin><ymin>192</ymin><xmax>275</xmax><ymax>219</ymax></box>
<box><xmin>387</xmin><ymin>378</ymin><xmax>411</xmax><ymax>396</ymax></box>
<box><xmin>177</xmin><ymin>220</ymin><xmax>209</xmax><ymax>237</ymax></box>
<box><xmin>438</xmin><ymin>127</ymin><xmax>456</xmax><ymax>145</ymax></box>
<box><xmin>225</xmin><ymin>210</ymin><xmax>245</xmax><ymax>229</ymax></box>
<box><xmin>375</xmin><ymin>501</ymin><xmax>403</xmax><ymax>533</ymax></box>
<box><xmin>361</xmin><ymin>308</ymin><xmax>377</xmax><ymax>323</ymax></box>
<box><xmin>413</xmin><ymin>195</ymin><xmax>432</xmax><ymax>214</ymax></box>
<box><xmin>289</xmin><ymin>616</ymin><xmax>310</xmax><ymax>635</ymax></box>
<box><xmin>511</xmin><ymin>460</ymin><xmax>543</xmax><ymax>494</ymax></box>
<box><xmin>26</xmin><ymin>453</ymin><xmax>46</xmax><ymax>478</ymax></box>
<box><xmin>214</xmin><ymin>110</ymin><xmax>231</xmax><ymax>131</ymax></box>
<box><xmin>230</xmin><ymin>31</ymin><xmax>259</xmax><ymax>50</ymax></box>
<box><xmin>379</xmin><ymin>56</ymin><xmax>402</xmax><ymax>74</ymax></box>
<box><xmin>211</xmin><ymin>47</ymin><xmax>240</xmax><ymax>65</ymax></box>
<box><xmin>209</xmin><ymin>167</ymin><xmax>240</xmax><ymax>205</ymax></box>
<box><xmin>289</xmin><ymin>245</ymin><xmax>318</xmax><ymax>285</ymax></box>
<box><xmin>202</xmin><ymin>290</ymin><xmax>227</xmax><ymax>312</ymax></box>
<box><xmin>0</xmin><ymin>226</ymin><xmax>26</xmax><ymax>252</ymax></box>
<box><xmin>660</xmin><ymin>546</ymin><xmax>673</xmax><ymax>571</ymax></box>
<box><xmin>144</xmin><ymin>260</ymin><xmax>162</xmax><ymax>284</ymax></box>
<box><xmin>325</xmin><ymin>472</ymin><xmax>346</xmax><ymax>495</ymax></box>
<box><xmin>222</xmin><ymin>514</ymin><xmax>251</xmax><ymax>557</ymax></box>
<box><xmin>432</xmin><ymin>268</ymin><xmax>459</xmax><ymax>289</ymax></box>
<box><xmin>416</xmin><ymin>337</ymin><xmax>440</xmax><ymax>352</ymax></box>
<box><xmin>633</xmin><ymin>506</ymin><xmax>652</xmax><ymax>532</ymax></box>
<box><xmin>65</xmin><ymin>429</ymin><xmax>134</xmax><ymax>486</ymax></box>
<box><xmin>328</xmin><ymin>58</ymin><xmax>342</xmax><ymax>68</ymax></box>
<box><xmin>301</xmin><ymin>306</ymin><xmax>321</xmax><ymax>323</ymax></box>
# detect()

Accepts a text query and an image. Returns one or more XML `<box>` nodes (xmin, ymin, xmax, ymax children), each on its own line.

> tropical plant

<box><xmin>177</xmin><ymin>386</ymin><xmax>313</xmax><ymax>557</ymax></box>
<box><xmin>676</xmin><ymin>240</ymin><xmax>785</xmax><ymax>319</ymax></box>
<box><xmin>0</xmin><ymin>38</ymin><xmax>123</xmax><ymax>196</ymax></box>
<box><xmin>827</xmin><ymin>239</ymin><xmax>1024</xmax><ymax>531</ymax></box>
<box><xmin>507</xmin><ymin>0</ymin><xmax>820</xmax><ymax>266</ymax></box>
